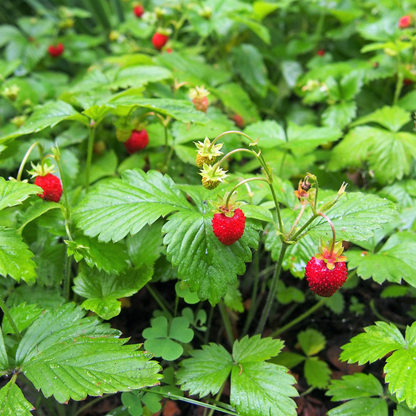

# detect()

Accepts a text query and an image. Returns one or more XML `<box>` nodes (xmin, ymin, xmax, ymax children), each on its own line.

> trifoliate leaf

<box><xmin>0</xmin><ymin>227</ymin><xmax>37</xmax><ymax>283</ymax></box>
<box><xmin>340</xmin><ymin>321</ymin><xmax>405</xmax><ymax>365</ymax></box>
<box><xmin>143</xmin><ymin>316</ymin><xmax>194</xmax><ymax>361</ymax></box>
<box><xmin>0</xmin><ymin>178</ymin><xmax>41</xmax><ymax>211</ymax></box>
<box><xmin>327</xmin><ymin>397</ymin><xmax>388</xmax><ymax>416</ymax></box>
<box><xmin>74</xmin><ymin>235</ymin><xmax>130</xmax><ymax>275</ymax></box>
<box><xmin>304</xmin><ymin>358</ymin><xmax>331</xmax><ymax>389</ymax></box>
<box><xmin>2</xmin><ymin>303</ymin><xmax>42</xmax><ymax>335</ymax></box>
<box><xmin>230</xmin><ymin>361</ymin><xmax>297</xmax><ymax>416</ymax></box>
<box><xmin>74</xmin><ymin>169</ymin><xmax>192</xmax><ymax>243</ymax></box>
<box><xmin>73</xmin><ymin>266</ymin><xmax>152</xmax><ymax>320</ymax></box>
<box><xmin>175</xmin><ymin>282</ymin><xmax>200</xmax><ymax>305</ymax></box>
<box><xmin>163</xmin><ymin>211</ymin><xmax>260</xmax><ymax>305</ymax></box>
<box><xmin>308</xmin><ymin>192</ymin><xmax>397</xmax><ymax>241</ymax></box>
<box><xmin>298</xmin><ymin>329</ymin><xmax>326</xmax><ymax>356</ymax></box>
<box><xmin>233</xmin><ymin>335</ymin><xmax>285</xmax><ymax>363</ymax></box>
<box><xmin>16</xmin><ymin>303</ymin><xmax>162</xmax><ymax>403</ymax></box>
<box><xmin>327</xmin><ymin>373</ymin><xmax>384</xmax><ymax>401</ymax></box>
<box><xmin>176</xmin><ymin>343</ymin><xmax>233</xmax><ymax>396</ymax></box>
<box><xmin>0</xmin><ymin>381</ymin><xmax>34</xmax><ymax>416</ymax></box>
<box><xmin>347</xmin><ymin>232</ymin><xmax>416</xmax><ymax>287</ymax></box>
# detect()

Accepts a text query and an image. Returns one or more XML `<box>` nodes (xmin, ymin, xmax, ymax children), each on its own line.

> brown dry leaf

<box><xmin>327</xmin><ymin>345</ymin><xmax>365</xmax><ymax>376</ymax></box>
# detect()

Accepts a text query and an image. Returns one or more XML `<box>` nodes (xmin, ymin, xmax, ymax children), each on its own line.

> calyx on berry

<box><xmin>199</xmin><ymin>163</ymin><xmax>228</xmax><ymax>190</ymax></box>
<box><xmin>28</xmin><ymin>161</ymin><xmax>57</xmax><ymax>179</ymax></box>
<box><xmin>195</xmin><ymin>137</ymin><xmax>223</xmax><ymax>168</ymax></box>
<box><xmin>315</xmin><ymin>239</ymin><xmax>347</xmax><ymax>270</ymax></box>
<box><xmin>210</xmin><ymin>191</ymin><xmax>243</xmax><ymax>217</ymax></box>
<box><xmin>189</xmin><ymin>86</ymin><xmax>210</xmax><ymax>113</ymax></box>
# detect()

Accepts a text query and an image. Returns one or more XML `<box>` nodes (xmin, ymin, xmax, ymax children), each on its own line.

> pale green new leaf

<box><xmin>73</xmin><ymin>266</ymin><xmax>153</xmax><ymax>319</ymax></box>
<box><xmin>307</xmin><ymin>193</ymin><xmax>397</xmax><ymax>241</ymax></box>
<box><xmin>0</xmin><ymin>101</ymin><xmax>89</xmax><ymax>142</ymax></box>
<box><xmin>16</xmin><ymin>303</ymin><xmax>162</xmax><ymax>403</ymax></box>
<box><xmin>230</xmin><ymin>362</ymin><xmax>297</xmax><ymax>416</ymax></box>
<box><xmin>340</xmin><ymin>321</ymin><xmax>405</xmax><ymax>365</ymax></box>
<box><xmin>327</xmin><ymin>373</ymin><xmax>383</xmax><ymax>401</ymax></box>
<box><xmin>177</xmin><ymin>343</ymin><xmax>233</xmax><ymax>397</ymax></box>
<box><xmin>327</xmin><ymin>397</ymin><xmax>388</xmax><ymax>416</ymax></box>
<box><xmin>0</xmin><ymin>178</ymin><xmax>41</xmax><ymax>211</ymax></box>
<box><xmin>163</xmin><ymin>211</ymin><xmax>260</xmax><ymax>305</ymax></box>
<box><xmin>347</xmin><ymin>232</ymin><xmax>416</xmax><ymax>287</ymax></box>
<box><xmin>351</xmin><ymin>106</ymin><xmax>411</xmax><ymax>132</ymax></box>
<box><xmin>74</xmin><ymin>169</ymin><xmax>192</xmax><ymax>243</ymax></box>
<box><xmin>304</xmin><ymin>358</ymin><xmax>331</xmax><ymax>389</ymax></box>
<box><xmin>233</xmin><ymin>335</ymin><xmax>284</xmax><ymax>363</ymax></box>
<box><xmin>0</xmin><ymin>227</ymin><xmax>37</xmax><ymax>283</ymax></box>
<box><xmin>298</xmin><ymin>329</ymin><xmax>326</xmax><ymax>356</ymax></box>
<box><xmin>0</xmin><ymin>382</ymin><xmax>34</xmax><ymax>416</ymax></box>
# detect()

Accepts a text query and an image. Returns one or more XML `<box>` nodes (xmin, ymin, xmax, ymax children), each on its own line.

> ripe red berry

<box><xmin>399</xmin><ymin>15</ymin><xmax>411</xmax><ymax>29</ymax></box>
<box><xmin>403</xmin><ymin>78</ymin><xmax>412</xmax><ymax>86</ymax></box>
<box><xmin>123</xmin><ymin>129</ymin><xmax>149</xmax><ymax>154</ymax></box>
<box><xmin>232</xmin><ymin>114</ymin><xmax>244</xmax><ymax>128</ymax></box>
<box><xmin>34</xmin><ymin>173</ymin><xmax>63</xmax><ymax>202</ymax></box>
<box><xmin>212</xmin><ymin>208</ymin><xmax>246</xmax><ymax>246</ymax></box>
<box><xmin>192</xmin><ymin>96</ymin><xmax>209</xmax><ymax>113</ymax></box>
<box><xmin>133</xmin><ymin>5</ymin><xmax>144</xmax><ymax>18</ymax></box>
<box><xmin>317</xmin><ymin>49</ymin><xmax>325</xmax><ymax>56</ymax></box>
<box><xmin>48</xmin><ymin>43</ymin><xmax>64</xmax><ymax>58</ymax></box>
<box><xmin>305</xmin><ymin>257</ymin><xmax>347</xmax><ymax>297</ymax></box>
<box><xmin>152</xmin><ymin>33</ymin><xmax>169</xmax><ymax>50</ymax></box>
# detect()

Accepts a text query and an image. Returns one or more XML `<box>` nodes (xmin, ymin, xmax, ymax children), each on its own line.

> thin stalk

<box><xmin>63</xmin><ymin>253</ymin><xmax>72</xmax><ymax>301</ymax></box>
<box><xmin>207</xmin><ymin>382</ymin><xmax>226</xmax><ymax>416</ymax></box>
<box><xmin>209</xmin><ymin>130</ymin><xmax>256</xmax><ymax>149</ymax></box>
<box><xmin>211</xmin><ymin>148</ymin><xmax>258</xmax><ymax>175</ymax></box>
<box><xmin>255</xmin><ymin>243</ymin><xmax>289</xmax><ymax>334</ymax></box>
<box><xmin>204</xmin><ymin>306</ymin><xmax>214</xmax><ymax>344</ymax></box>
<box><xmin>74</xmin><ymin>395</ymin><xmax>115</xmax><ymax>416</ymax></box>
<box><xmin>287</xmin><ymin>202</ymin><xmax>307</xmax><ymax>239</ymax></box>
<box><xmin>271</xmin><ymin>298</ymin><xmax>328</xmax><ymax>337</ymax></box>
<box><xmin>290</xmin><ymin>214</ymin><xmax>319</xmax><ymax>242</ymax></box>
<box><xmin>218</xmin><ymin>301</ymin><xmax>234</xmax><ymax>347</ymax></box>
<box><xmin>268</xmin><ymin>182</ymin><xmax>285</xmax><ymax>234</ymax></box>
<box><xmin>146</xmin><ymin>284</ymin><xmax>173</xmax><ymax>315</ymax></box>
<box><xmin>0</xmin><ymin>297</ymin><xmax>22</xmax><ymax>341</ymax></box>
<box><xmin>369</xmin><ymin>300</ymin><xmax>406</xmax><ymax>329</ymax></box>
<box><xmin>16</xmin><ymin>142</ymin><xmax>43</xmax><ymax>181</ymax></box>
<box><xmin>313</xmin><ymin>176</ymin><xmax>320</xmax><ymax>210</ymax></box>
<box><xmin>393</xmin><ymin>50</ymin><xmax>403</xmax><ymax>106</ymax></box>
<box><xmin>242</xmin><ymin>250</ymin><xmax>260</xmax><ymax>336</ymax></box>
<box><xmin>85</xmin><ymin>126</ymin><xmax>96</xmax><ymax>193</ymax></box>
<box><xmin>163</xmin><ymin>122</ymin><xmax>171</xmax><ymax>171</ymax></box>
<box><xmin>224</xmin><ymin>178</ymin><xmax>268</xmax><ymax>209</ymax></box>
<box><xmin>174</xmin><ymin>294</ymin><xmax>179</xmax><ymax>318</ymax></box>
<box><xmin>139</xmin><ymin>389</ymin><xmax>238</xmax><ymax>415</ymax></box>
<box><xmin>278</xmin><ymin>151</ymin><xmax>287</xmax><ymax>177</ymax></box>
<box><xmin>318</xmin><ymin>212</ymin><xmax>336</xmax><ymax>252</ymax></box>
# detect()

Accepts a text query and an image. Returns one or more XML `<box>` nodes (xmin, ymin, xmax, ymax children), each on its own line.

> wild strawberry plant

<box><xmin>0</xmin><ymin>1</ymin><xmax>416</xmax><ymax>415</ymax></box>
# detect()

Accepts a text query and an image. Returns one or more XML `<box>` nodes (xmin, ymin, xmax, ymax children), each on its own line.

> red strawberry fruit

<box><xmin>48</xmin><ymin>43</ymin><xmax>64</xmax><ymax>58</ymax></box>
<box><xmin>133</xmin><ymin>5</ymin><xmax>144</xmax><ymax>18</ymax></box>
<box><xmin>124</xmin><ymin>129</ymin><xmax>149</xmax><ymax>154</ymax></box>
<box><xmin>212</xmin><ymin>208</ymin><xmax>245</xmax><ymax>245</ymax></box>
<box><xmin>35</xmin><ymin>173</ymin><xmax>63</xmax><ymax>202</ymax></box>
<box><xmin>305</xmin><ymin>240</ymin><xmax>347</xmax><ymax>297</ymax></box>
<box><xmin>232</xmin><ymin>114</ymin><xmax>244</xmax><ymax>128</ymax></box>
<box><xmin>193</xmin><ymin>96</ymin><xmax>209</xmax><ymax>113</ymax></box>
<box><xmin>317</xmin><ymin>49</ymin><xmax>325</xmax><ymax>56</ymax></box>
<box><xmin>399</xmin><ymin>15</ymin><xmax>411</xmax><ymax>28</ymax></box>
<box><xmin>152</xmin><ymin>32</ymin><xmax>169</xmax><ymax>50</ymax></box>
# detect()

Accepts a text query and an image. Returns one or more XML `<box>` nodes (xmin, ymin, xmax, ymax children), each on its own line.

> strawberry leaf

<box><xmin>327</xmin><ymin>397</ymin><xmax>388</xmax><ymax>416</ymax></box>
<box><xmin>0</xmin><ymin>381</ymin><xmax>34</xmax><ymax>416</ymax></box>
<box><xmin>0</xmin><ymin>178</ymin><xmax>41</xmax><ymax>211</ymax></box>
<box><xmin>16</xmin><ymin>303</ymin><xmax>162</xmax><ymax>403</ymax></box>
<box><xmin>347</xmin><ymin>232</ymin><xmax>416</xmax><ymax>287</ymax></box>
<box><xmin>177</xmin><ymin>343</ymin><xmax>233</xmax><ymax>397</ymax></box>
<box><xmin>304</xmin><ymin>358</ymin><xmax>331</xmax><ymax>389</ymax></box>
<box><xmin>74</xmin><ymin>169</ymin><xmax>192</xmax><ymax>243</ymax></box>
<box><xmin>0</xmin><ymin>227</ymin><xmax>37</xmax><ymax>283</ymax></box>
<box><xmin>2</xmin><ymin>303</ymin><xmax>42</xmax><ymax>335</ymax></box>
<box><xmin>17</xmin><ymin>200</ymin><xmax>61</xmax><ymax>233</ymax></box>
<box><xmin>232</xmin><ymin>335</ymin><xmax>284</xmax><ymax>363</ymax></box>
<box><xmin>307</xmin><ymin>192</ymin><xmax>397</xmax><ymax>241</ymax></box>
<box><xmin>163</xmin><ymin>210</ymin><xmax>260</xmax><ymax>305</ymax></box>
<box><xmin>298</xmin><ymin>329</ymin><xmax>326</xmax><ymax>357</ymax></box>
<box><xmin>73</xmin><ymin>266</ymin><xmax>153</xmax><ymax>320</ymax></box>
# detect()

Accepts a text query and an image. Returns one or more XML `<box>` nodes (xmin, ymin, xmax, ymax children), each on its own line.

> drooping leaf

<box><xmin>73</xmin><ymin>266</ymin><xmax>153</xmax><ymax>320</ymax></box>
<box><xmin>176</xmin><ymin>343</ymin><xmax>233</xmax><ymax>396</ymax></box>
<box><xmin>0</xmin><ymin>227</ymin><xmax>37</xmax><ymax>283</ymax></box>
<box><xmin>0</xmin><ymin>381</ymin><xmax>34</xmax><ymax>416</ymax></box>
<box><xmin>16</xmin><ymin>303</ymin><xmax>162</xmax><ymax>403</ymax></box>
<box><xmin>307</xmin><ymin>193</ymin><xmax>397</xmax><ymax>241</ymax></box>
<box><xmin>0</xmin><ymin>178</ymin><xmax>41</xmax><ymax>211</ymax></box>
<box><xmin>347</xmin><ymin>232</ymin><xmax>416</xmax><ymax>287</ymax></box>
<box><xmin>163</xmin><ymin>210</ymin><xmax>260</xmax><ymax>305</ymax></box>
<box><xmin>74</xmin><ymin>169</ymin><xmax>192</xmax><ymax>243</ymax></box>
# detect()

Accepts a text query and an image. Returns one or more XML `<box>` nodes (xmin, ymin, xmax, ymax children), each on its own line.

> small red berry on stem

<box><xmin>48</xmin><ymin>43</ymin><xmax>64</xmax><ymax>58</ymax></box>
<box><xmin>317</xmin><ymin>49</ymin><xmax>325</xmax><ymax>56</ymax></box>
<box><xmin>232</xmin><ymin>114</ymin><xmax>244</xmax><ymax>128</ymax></box>
<box><xmin>133</xmin><ymin>5</ymin><xmax>144</xmax><ymax>18</ymax></box>
<box><xmin>399</xmin><ymin>15</ymin><xmax>411</xmax><ymax>29</ymax></box>
<box><xmin>29</xmin><ymin>162</ymin><xmax>63</xmax><ymax>203</ymax></box>
<box><xmin>189</xmin><ymin>86</ymin><xmax>210</xmax><ymax>113</ymax></box>
<box><xmin>152</xmin><ymin>32</ymin><xmax>169</xmax><ymax>50</ymax></box>
<box><xmin>212</xmin><ymin>208</ymin><xmax>246</xmax><ymax>245</ymax></box>
<box><xmin>124</xmin><ymin>129</ymin><xmax>149</xmax><ymax>154</ymax></box>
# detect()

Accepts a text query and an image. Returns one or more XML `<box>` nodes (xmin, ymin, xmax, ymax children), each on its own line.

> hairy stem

<box><xmin>318</xmin><ymin>212</ymin><xmax>336</xmax><ymax>253</ymax></box>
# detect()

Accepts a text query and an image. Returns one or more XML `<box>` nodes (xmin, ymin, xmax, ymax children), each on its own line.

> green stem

<box><xmin>218</xmin><ymin>301</ymin><xmax>234</xmax><ymax>347</ymax></box>
<box><xmin>287</xmin><ymin>202</ymin><xmax>307</xmax><ymax>239</ymax></box>
<box><xmin>74</xmin><ymin>394</ymin><xmax>115</xmax><ymax>416</ymax></box>
<box><xmin>242</xmin><ymin>250</ymin><xmax>260</xmax><ymax>336</ymax></box>
<box><xmin>209</xmin><ymin>130</ymin><xmax>256</xmax><ymax>149</ymax></box>
<box><xmin>271</xmin><ymin>298</ymin><xmax>328</xmax><ymax>337</ymax></box>
<box><xmin>268</xmin><ymin>182</ymin><xmax>285</xmax><ymax>235</ymax></box>
<box><xmin>85</xmin><ymin>125</ymin><xmax>96</xmax><ymax>193</ymax></box>
<box><xmin>63</xmin><ymin>253</ymin><xmax>72</xmax><ymax>302</ymax></box>
<box><xmin>255</xmin><ymin>243</ymin><xmax>289</xmax><ymax>334</ymax></box>
<box><xmin>204</xmin><ymin>305</ymin><xmax>214</xmax><ymax>344</ymax></box>
<box><xmin>139</xmin><ymin>389</ymin><xmax>238</xmax><ymax>415</ymax></box>
<box><xmin>0</xmin><ymin>297</ymin><xmax>22</xmax><ymax>341</ymax></box>
<box><xmin>318</xmin><ymin>212</ymin><xmax>336</xmax><ymax>253</ymax></box>
<box><xmin>16</xmin><ymin>142</ymin><xmax>43</xmax><ymax>181</ymax></box>
<box><xmin>211</xmin><ymin>148</ymin><xmax>258</xmax><ymax>176</ymax></box>
<box><xmin>290</xmin><ymin>214</ymin><xmax>319</xmax><ymax>242</ymax></box>
<box><xmin>146</xmin><ymin>284</ymin><xmax>173</xmax><ymax>316</ymax></box>
<box><xmin>393</xmin><ymin>49</ymin><xmax>403</xmax><ymax>106</ymax></box>
<box><xmin>207</xmin><ymin>382</ymin><xmax>226</xmax><ymax>416</ymax></box>
<box><xmin>224</xmin><ymin>178</ymin><xmax>268</xmax><ymax>209</ymax></box>
<box><xmin>369</xmin><ymin>300</ymin><xmax>406</xmax><ymax>330</ymax></box>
